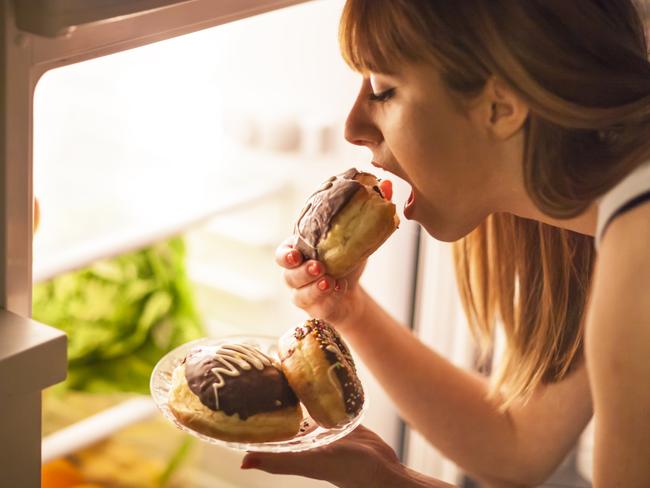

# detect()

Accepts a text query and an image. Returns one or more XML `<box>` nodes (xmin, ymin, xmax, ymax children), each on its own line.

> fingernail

<box><xmin>286</xmin><ymin>251</ymin><xmax>298</xmax><ymax>266</ymax></box>
<box><xmin>318</xmin><ymin>279</ymin><xmax>330</xmax><ymax>291</ymax></box>
<box><xmin>241</xmin><ymin>457</ymin><xmax>261</xmax><ymax>470</ymax></box>
<box><xmin>334</xmin><ymin>281</ymin><xmax>341</xmax><ymax>292</ymax></box>
<box><xmin>308</xmin><ymin>262</ymin><xmax>322</xmax><ymax>276</ymax></box>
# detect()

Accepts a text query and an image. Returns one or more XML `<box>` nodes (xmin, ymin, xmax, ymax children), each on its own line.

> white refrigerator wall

<box><xmin>405</xmin><ymin>235</ymin><xmax>474</xmax><ymax>486</ymax></box>
<box><xmin>33</xmin><ymin>1</ymin><xmax>422</xmax><ymax>485</ymax></box>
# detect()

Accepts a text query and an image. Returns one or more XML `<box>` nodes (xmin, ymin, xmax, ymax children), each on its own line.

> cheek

<box><xmin>403</xmin><ymin>118</ymin><xmax>469</xmax><ymax>186</ymax></box>
<box><xmin>383</xmin><ymin>102</ymin><xmax>484</xmax><ymax>198</ymax></box>
<box><xmin>385</xmin><ymin>106</ymin><xmax>442</xmax><ymax>170</ymax></box>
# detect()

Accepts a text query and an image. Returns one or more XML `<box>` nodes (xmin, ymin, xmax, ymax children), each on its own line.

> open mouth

<box><xmin>371</xmin><ymin>161</ymin><xmax>415</xmax><ymax>217</ymax></box>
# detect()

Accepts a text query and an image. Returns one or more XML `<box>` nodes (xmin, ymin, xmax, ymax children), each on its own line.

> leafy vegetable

<box><xmin>33</xmin><ymin>237</ymin><xmax>204</xmax><ymax>394</ymax></box>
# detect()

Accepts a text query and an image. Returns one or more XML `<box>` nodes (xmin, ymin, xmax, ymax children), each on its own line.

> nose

<box><xmin>344</xmin><ymin>81</ymin><xmax>382</xmax><ymax>148</ymax></box>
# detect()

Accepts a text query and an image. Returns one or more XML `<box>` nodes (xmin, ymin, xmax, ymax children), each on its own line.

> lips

<box><xmin>404</xmin><ymin>189</ymin><xmax>415</xmax><ymax>219</ymax></box>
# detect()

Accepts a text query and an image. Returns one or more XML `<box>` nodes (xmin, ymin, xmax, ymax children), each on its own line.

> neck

<box><xmin>485</xmin><ymin>136</ymin><xmax>598</xmax><ymax>237</ymax></box>
<box><xmin>510</xmin><ymin>197</ymin><xmax>597</xmax><ymax>237</ymax></box>
<box><xmin>494</xmin><ymin>141</ymin><xmax>598</xmax><ymax>236</ymax></box>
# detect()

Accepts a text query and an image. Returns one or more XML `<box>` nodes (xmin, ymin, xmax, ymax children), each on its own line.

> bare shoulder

<box><xmin>588</xmin><ymin>198</ymin><xmax>650</xmax><ymax>360</ymax></box>
<box><xmin>593</xmin><ymin>199</ymin><xmax>650</xmax><ymax>321</ymax></box>
<box><xmin>585</xmin><ymin>200</ymin><xmax>650</xmax><ymax>484</ymax></box>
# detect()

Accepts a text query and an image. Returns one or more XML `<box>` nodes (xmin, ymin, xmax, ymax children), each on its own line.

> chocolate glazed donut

<box><xmin>168</xmin><ymin>344</ymin><xmax>302</xmax><ymax>443</ymax></box>
<box><xmin>279</xmin><ymin>319</ymin><xmax>364</xmax><ymax>428</ymax></box>
<box><xmin>294</xmin><ymin>168</ymin><xmax>399</xmax><ymax>278</ymax></box>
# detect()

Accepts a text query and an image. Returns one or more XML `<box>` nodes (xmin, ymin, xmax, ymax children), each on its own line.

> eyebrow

<box><xmin>368</xmin><ymin>71</ymin><xmax>402</xmax><ymax>82</ymax></box>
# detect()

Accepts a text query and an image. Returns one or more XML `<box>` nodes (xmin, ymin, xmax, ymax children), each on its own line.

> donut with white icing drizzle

<box><xmin>167</xmin><ymin>343</ymin><xmax>302</xmax><ymax>443</ymax></box>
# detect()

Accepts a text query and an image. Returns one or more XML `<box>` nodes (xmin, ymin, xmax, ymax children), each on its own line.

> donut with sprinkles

<box><xmin>279</xmin><ymin>319</ymin><xmax>365</xmax><ymax>428</ymax></box>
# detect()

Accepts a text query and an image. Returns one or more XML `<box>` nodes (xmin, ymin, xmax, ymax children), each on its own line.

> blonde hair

<box><xmin>340</xmin><ymin>0</ymin><xmax>650</xmax><ymax>406</ymax></box>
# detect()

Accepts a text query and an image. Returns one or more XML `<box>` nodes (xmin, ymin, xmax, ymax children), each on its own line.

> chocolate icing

<box><xmin>290</xmin><ymin>319</ymin><xmax>364</xmax><ymax>416</ymax></box>
<box><xmin>294</xmin><ymin>168</ymin><xmax>370</xmax><ymax>261</ymax></box>
<box><xmin>183</xmin><ymin>346</ymin><xmax>298</xmax><ymax>420</ymax></box>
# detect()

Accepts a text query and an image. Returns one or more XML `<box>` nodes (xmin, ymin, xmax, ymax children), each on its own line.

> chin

<box><xmin>408</xmin><ymin>196</ymin><xmax>486</xmax><ymax>242</ymax></box>
<box><xmin>419</xmin><ymin>217</ymin><xmax>481</xmax><ymax>243</ymax></box>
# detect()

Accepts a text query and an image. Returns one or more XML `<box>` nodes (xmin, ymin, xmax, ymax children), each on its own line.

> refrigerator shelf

<box><xmin>188</xmin><ymin>265</ymin><xmax>276</xmax><ymax>303</ymax></box>
<box><xmin>42</xmin><ymin>395</ymin><xmax>158</xmax><ymax>464</ymax></box>
<box><xmin>33</xmin><ymin>177</ymin><xmax>290</xmax><ymax>284</ymax></box>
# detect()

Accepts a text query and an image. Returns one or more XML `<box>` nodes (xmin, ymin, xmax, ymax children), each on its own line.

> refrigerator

<box><xmin>1</xmin><ymin>0</ymin><xmax>597</xmax><ymax>486</ymax></box>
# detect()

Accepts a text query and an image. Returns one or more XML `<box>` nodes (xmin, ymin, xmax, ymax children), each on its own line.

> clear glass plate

<box><xmin>150</xmin><ymin>335</ymin><xmax>366</xmax><ymax>452</ymax></box>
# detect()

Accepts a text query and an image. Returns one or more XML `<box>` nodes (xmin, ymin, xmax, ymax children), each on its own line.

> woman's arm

<box><xmin>339</xmin><ymin>288</ymin><xmax>592</xmax><ymax>487</ymax></box>
<box><xmin>276</xmin><ymin>241</ymin><xmax>592</xmax><ymax>486</ymax></box>
<box><xmin>585</xmin><ymin>202</ymin><xmax>650</xmax><ymax>487</ymax></box>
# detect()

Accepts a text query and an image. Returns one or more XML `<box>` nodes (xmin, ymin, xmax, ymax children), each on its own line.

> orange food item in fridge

<box><xmin>41</xmin><ymin>459</ymin><xmax>84</xmax><ymax>488</ymax></box>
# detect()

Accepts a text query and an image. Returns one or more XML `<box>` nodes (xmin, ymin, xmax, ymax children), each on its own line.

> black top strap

<box><xmin>600</xmin><ymin>190</ymin><xmax>650</xmax><ymax>243</ymax></box>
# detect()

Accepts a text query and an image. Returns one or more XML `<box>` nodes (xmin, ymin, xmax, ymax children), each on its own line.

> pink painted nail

<box><xmin>318</xmin><ymin>279</ymin><xmax>330</xmax><ymax>291</ymax></box>
<box><xmin>308</xmin><ymin>262</ymin><xmax>322</xmax><ymax>276</ymax></box>
<box><xmin>286</xmin><ymin>251</ymin><xmax>298</xmax><ymax>266</ymax></box>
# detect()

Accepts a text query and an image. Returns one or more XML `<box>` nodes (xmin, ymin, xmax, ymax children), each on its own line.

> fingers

<box><xmin>240</xmin><ymin>425</ymin><xmax>395</xmax><ymax>486</ymax></box>
<box><xmin>291</xmin><ymin>275</ymin><xmax>348</xmax><ymax>309</ymax></box>
<box><xmin>275</xmin><ymin>238</ymin><xmax>303</xmax><ymax>269</ymax></box>
<box><xmin>284</xmin><ymin>259</ymin><xmax>324</xmax><ymax>289</ymax></box>
<box><xmin>241</xmin><ymin>451</ymin><xmax>333</xmax><ymax>481</ymax></box>
<box><xmin>275</xmin><ymin>237</ymin><xmax>353</xmax><ymax>322</ymax></box>
<box><xmin>276</xmin><ymin>239</ymin><xmax>344</xmax><ymax>292</ymax></box>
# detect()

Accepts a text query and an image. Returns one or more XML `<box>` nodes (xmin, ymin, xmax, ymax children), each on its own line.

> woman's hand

<box><xmin>241</xmin><ymin>425</ymin><xmax>453</xmax><ymax>488</ymax></box>
<box><xmin>275</xmin><ymin>238</ymin><xmax>368</xmax><ymax>330</ymax></box>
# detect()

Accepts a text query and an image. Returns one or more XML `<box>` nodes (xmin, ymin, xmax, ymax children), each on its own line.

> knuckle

<box><xmin>283</xmin><ymin>269</ymin><xmax>296</xmax><ymax>288</ymax></box>
<box><xmin>292</xmin><ymin>288</ymin><xmax>318</xmax><ymax>311</ymax></box>
<box><xmin>291</xmin><ymin>288</ymin><xmax>307</xmax><ymax>308</ymax></box>
<box><xmin>284</xmin><ymin>267</ymin><xmax>312</xmax><ymax>290</ymax></box>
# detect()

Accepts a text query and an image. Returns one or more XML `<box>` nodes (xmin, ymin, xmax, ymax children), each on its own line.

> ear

<box><xmin>482</xmin><ymin>77</ymin><xmax>529</xmax><ymax>140</ymax></box>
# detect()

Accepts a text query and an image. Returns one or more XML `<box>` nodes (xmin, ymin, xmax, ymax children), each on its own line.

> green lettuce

<box><xmin>33</xmin><ymin>237</ymin><xmax>204</xmax><ymax>394</ymax></box>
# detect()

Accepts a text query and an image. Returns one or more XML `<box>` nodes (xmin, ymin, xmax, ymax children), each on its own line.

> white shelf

<box><xmin>188</xmin><ymin>264</ymin><xmax>276</xmax><ymax>303</ymax></box>
<box><xmin>33</xmin><ymin>177</ymin><xmax>290</xmax><ymax>283</ymax></box>
<box><xmin>41</xmin><ymin>396</ymin><xmax>158</xmax><ymax>464</ymax></box>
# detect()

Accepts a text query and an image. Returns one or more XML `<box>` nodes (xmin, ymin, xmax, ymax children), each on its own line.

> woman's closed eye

<box><xmin>369</xmin><ymin>87</ymin><xmax>395</xmax><ymax>103</ymax></box>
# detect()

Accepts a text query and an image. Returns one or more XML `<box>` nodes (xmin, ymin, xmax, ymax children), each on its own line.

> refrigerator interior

<box><xmin>33</xmin><ymin>1</ymin><xmax>420</xmax><ymax>486</ymax></box>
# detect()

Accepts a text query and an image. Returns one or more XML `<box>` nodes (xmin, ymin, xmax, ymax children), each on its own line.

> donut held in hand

<box><xmin>168</xmin><ymin>343</ymin><xmax>302</xmax><ymax>443</ymax></box>
<box><xmin>279</xmin><ymin>319</ymin><xmax>365</xmax><ymax>428</ymax></box>
<box><xmin>294</xmin><ymin>168</ymin><xmax>399</xmax><ymax>278</ymax></box>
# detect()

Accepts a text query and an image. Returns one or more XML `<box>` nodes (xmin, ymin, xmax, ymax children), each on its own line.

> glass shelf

<box><xmin>42</xmin><ymin>395</ymin><xmax>158</xmax><ymax>464</ymax></box>
<box><xmin>33</xmin><ymin>176</ymin><xmax>290</xmax><ymax>283</ymax></box>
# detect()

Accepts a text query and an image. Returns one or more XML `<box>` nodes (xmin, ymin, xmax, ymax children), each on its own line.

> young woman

<box><xmin>241</xmin><ymin>1</ymin><xmax>650</xmax><ymax>486</ymax></box>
